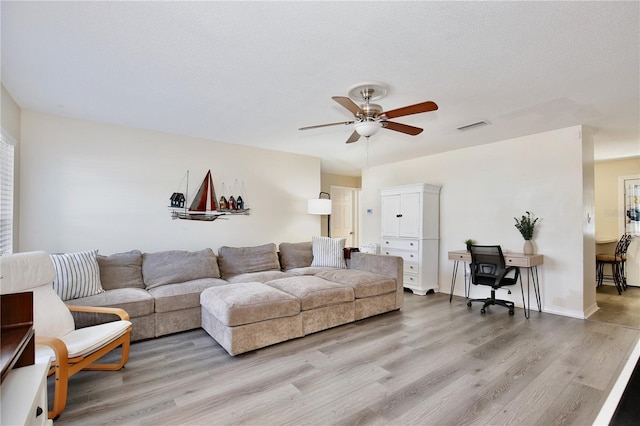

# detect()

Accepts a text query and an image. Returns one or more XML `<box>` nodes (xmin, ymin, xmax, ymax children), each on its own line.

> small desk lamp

<box><xmin>308</xmin><ymin>191</ymin><xmax>332</xmax><ymax>237</ymax></box>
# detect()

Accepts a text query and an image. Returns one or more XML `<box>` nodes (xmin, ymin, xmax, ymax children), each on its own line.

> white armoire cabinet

<box><xmin>380</xmin><ymin>183</ymin><xmax>441</xmax><ymax>295</ymax></box>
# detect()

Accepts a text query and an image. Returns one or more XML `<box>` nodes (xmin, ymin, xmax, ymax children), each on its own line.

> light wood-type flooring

<box><xmin>52</xmin><ymin>290</ymin><xmax>640</xmax><ymax>426</ymax></box>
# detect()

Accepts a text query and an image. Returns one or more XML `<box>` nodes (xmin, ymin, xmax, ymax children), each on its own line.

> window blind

<box><xmin>0</xmin><ymin>130</ymin><xmax>15</xmax><ymax>255</ymax></box>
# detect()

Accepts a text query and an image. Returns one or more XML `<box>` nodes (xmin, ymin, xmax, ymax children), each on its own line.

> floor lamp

<box><xmin>308</xmin><ymin>192</ymin><xmax>332</xmax><ymax>237</ymax></box>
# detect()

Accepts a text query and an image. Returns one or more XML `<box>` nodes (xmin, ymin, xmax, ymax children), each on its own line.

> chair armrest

<box><xmin>35</xmin><ymin>335</ymin><xmax>69</xmax><ymax>362</ymax></box>
<box><xmin>67</xmin><ymin>305</ymin><xmax>130</xmax><ymax>321</ymax></box>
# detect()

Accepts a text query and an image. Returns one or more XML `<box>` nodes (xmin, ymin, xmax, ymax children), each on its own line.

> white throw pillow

<box><xmin>311</xmin><ymin>236</ymin><xmax>347</xmax><ymax>269</ymax></box>
<box><xmin>50</xmin><ymin>250</ymin><xmax>105</xmax><ymax>301</ymax></box>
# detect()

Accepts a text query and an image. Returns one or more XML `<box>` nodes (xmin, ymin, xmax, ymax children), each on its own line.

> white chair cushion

<box><xmin>36</xmin><ymin>320</ymin><xmax>131</xmax><ymax>361</ymax></box>
<box><xmin>0</xmin><ymin>251</ymin><xmax>55</xmax><ymax>294</ymax></box>
<box><xmin>33</xmin><ymin>285</ymin><xmax>76</xmax><ymax>338</ymax></box>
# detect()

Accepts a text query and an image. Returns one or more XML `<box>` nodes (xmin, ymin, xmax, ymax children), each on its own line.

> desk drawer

<box><xmin>505</xmin><ymin>257</ymin><xmax>530</xmax><ymax>267</ymax></box>
<box><xmin>381</xmin><ymin>238</ymin><xmax>419</xmax><ymax>250</ymax></box>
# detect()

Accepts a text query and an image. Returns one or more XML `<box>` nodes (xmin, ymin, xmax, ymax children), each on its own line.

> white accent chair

<box><xmin>0</xmin><ymin>251</ymin><xmax>132</xmax><ymax>419</ymax></box>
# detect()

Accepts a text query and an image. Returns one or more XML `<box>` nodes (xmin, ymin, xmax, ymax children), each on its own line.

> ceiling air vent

<box><xmin>457</xmin><ymin>120</ymin><xmax>489</xmax><ymax>131</ymax></box>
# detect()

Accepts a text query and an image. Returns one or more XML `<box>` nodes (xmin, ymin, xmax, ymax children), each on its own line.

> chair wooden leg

<box><xmin>49</xmin><ymin>360</ymin><xmax>69</xmax><ymax>420</ymax></box>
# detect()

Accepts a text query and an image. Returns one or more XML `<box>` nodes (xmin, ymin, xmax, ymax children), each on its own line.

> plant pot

<box><xmin>523</xmin><ymin>240</ymin><xmax>534</xmax><ymax>255</ymax></box>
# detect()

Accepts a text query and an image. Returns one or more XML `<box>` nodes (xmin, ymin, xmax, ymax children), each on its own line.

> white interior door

<box><xmin>331</xmin><ymin>186</ymin><xmax>358</xmax><ymax>247</ymax></box>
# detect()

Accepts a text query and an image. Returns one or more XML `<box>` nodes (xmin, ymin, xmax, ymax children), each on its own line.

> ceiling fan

<box><xmin>299</xmin><ymin>82</ymin><xmax>438</xmax><ymax>144</ymax></box>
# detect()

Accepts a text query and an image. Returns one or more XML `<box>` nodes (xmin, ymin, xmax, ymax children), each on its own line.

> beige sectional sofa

<box><xmin>67</xmin><ymin>241</ymin><xmax>403</xmax><ymax>355</ymax></box>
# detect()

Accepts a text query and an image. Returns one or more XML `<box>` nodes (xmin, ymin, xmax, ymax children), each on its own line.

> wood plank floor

<box><xmin>51</xmin><ymin>291</ymin><xmax>640</xmax><ymax>426</ymax></box>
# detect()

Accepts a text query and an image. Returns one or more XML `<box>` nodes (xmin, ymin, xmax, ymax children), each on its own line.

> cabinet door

<box><xmin>398</xmin><ymin>192</ymin><xmax>422</xmax><ymax>238</ymax></box>
<box><xmin>381</xmin><ymin>194</ymin><xmax>401</xmax><ymax>237</ymax></box>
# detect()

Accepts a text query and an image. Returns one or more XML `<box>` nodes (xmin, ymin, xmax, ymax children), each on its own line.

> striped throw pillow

<box><xmin>50</xmin><ymin>250</ymin><xmax>105</xmax><ymax>301</ymax></box>
<box><xmin>311</xmin><ymin>236</ymin><xmax>347</xmax><ymax>269</ymax></box>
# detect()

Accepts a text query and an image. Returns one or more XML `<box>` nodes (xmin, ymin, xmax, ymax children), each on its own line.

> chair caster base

<box><xmin>480</xmin><ymin>308</ymin><xmax>486</xmax><ymax>314</ymax></box>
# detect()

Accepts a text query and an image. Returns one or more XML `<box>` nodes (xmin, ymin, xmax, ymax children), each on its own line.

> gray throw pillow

<box><xmin>97</xmin><ymin>250</ymin><xmax>145</xmax><ymax>290</ymax></box>
<box><xmin>279</xmin><ymin>242</ymin><xmax>313</xmax><ymax>270</ymax></box>
<box><xmin>142</xmin><ymin>248</ymin><xmax>220</xmax><ymax>289</ymax></box>
<box><xmin>218</xmin><ymin>243</ymin><xmax>280</xmax><ymax>279</ymax></box>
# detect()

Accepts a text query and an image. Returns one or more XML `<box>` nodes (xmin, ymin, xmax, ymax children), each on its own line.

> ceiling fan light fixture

<box><xmin>354</xmin><ymin>121</ymin><xmax>382</xmax><ymax>137</ymax></box>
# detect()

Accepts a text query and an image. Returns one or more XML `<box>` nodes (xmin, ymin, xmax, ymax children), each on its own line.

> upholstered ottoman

<box><xmin>200</xmin><ymin>282</ymin><xmax>302</xmax><ymax>355</ymax></box>
<box><xmin>266</xmin><ymin>276</ymin><xmax>355</xmax><ymax>335</ymax></box>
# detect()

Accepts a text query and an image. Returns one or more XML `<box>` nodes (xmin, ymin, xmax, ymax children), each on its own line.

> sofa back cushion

<box><xmin>98</xmin><ymin>250</ymin><xmax>145</xmax><ymax>290</ymax></box>
<box><xmin>279</xmin><ymin>242</ymin><xmax>313</xmax><ymax>270</ymax></box>
<box><xmin>143</xmin><ymin>248</ymin><xmax>220</xmax><ymax>289</ymax></box>
<box><xmin>218</xmin><ymin>243</ymin><xmax>280</xmax><ymax>279</ymax></box>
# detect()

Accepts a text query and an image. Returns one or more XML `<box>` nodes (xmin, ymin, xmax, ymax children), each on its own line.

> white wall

<box><xmin>361</xmin><ymin>126</ymin><xmax>595</xmax><ymax>318</ymax></box>
<box><xmin>19</xmin><ymin>110</ymin><xmax>322</xmax><ymax>254</ymax></box>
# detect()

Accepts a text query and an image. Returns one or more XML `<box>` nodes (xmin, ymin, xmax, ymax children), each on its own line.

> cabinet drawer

<box><xmin>381</xmin><ymin>239</ymin><xmax>419</xmax><ymax>250</ymax></box>
<box><xmin>404</xmin><ymin>261</ymin><xmax>419</xmax><ymax>273</ymax></box>
<box><xmin>403</xmin><ymin>272</ymin><xmax>419</xmax><ymax>286</ymax></box>
<box><xmin>382</xmin><ymin>249</ymin><xmax>418</xmax><ymax>262</ymax></box>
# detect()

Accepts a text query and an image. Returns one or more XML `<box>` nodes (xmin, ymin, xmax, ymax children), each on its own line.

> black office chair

<box><xmin>467</xmin><ymin>245</ymin><xmax>521</xmax><ymax>315</ymax></box>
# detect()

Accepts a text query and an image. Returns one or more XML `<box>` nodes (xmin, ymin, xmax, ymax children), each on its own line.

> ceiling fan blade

<box><xmin>381</xmin><ymin>101</ymin><xmax>438</xmax><ymax>119</ymax></box>
<box><xmin>345</xmin><ymin>130</ymin><xmax>361</xmax><ymax>144</ymax></box>
<box><xmin>299</xmin><ymin>120</ymin><xmax>354</xmax><ymax>131</ymax></box>
<box><xmin>332</xmin><ymin>96</ymin><xmax>363</xmax><ymax>117</ymax></box>
<box><xmin>383</xmin><ymin>121</ymin><xmax>424</xmax><ymax>136</ymax></box>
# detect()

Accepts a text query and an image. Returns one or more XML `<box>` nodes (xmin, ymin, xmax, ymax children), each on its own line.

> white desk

<box><xmin>448</xmin><ymin>250</ymin><xmax>544</xmax><ymax>318</ymax></box>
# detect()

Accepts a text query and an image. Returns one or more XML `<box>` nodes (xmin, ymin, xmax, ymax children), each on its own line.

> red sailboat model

<box><xmin>169</xmin><ymin>170</ymin><xmax>249</xmax><ymax>221</ymax></box>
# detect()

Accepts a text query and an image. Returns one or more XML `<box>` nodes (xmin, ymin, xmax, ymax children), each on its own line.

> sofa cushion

<box><xmin>200</xmin><ymin>282</ymin><xmax>300</xmax><ymax>327</ymax></box>
<box><xmin>67</xmin><ymin>287</ymin><xmax>155</xmax><ymax>318</ymax></box>
<box><xmin>279</xmin><ymin>242</ymin><xmax>313</xmax><ymax>270</ymax></box>
<box><xmin>50</xmin><ymin>250</ymin><xmax>105</xmax><ymax>301</ymax></box>
<box><xmin>142</xmin><ymin>248</ymin><xmax>220</xmax><ymax>289</ymax></box>
<box><xmin>148</xmin><ymin>277</ymin><xmax>228</xmax><ymax>313</ymax></box>
<box><xmin>97</xmin><ymin>250</ymin><xmax>145</xmax><ymax>290</ymax></box>
<box><xmin>266</xmin><ymin>276</ymin><xmax>354</xmax><ymax>311</ymax></box>
<box><xmin>217</xmin><ymin>243</ymin><xmax>281</xmax><ymax>280</ymax></box>
<box><xmin>314</xmin><ymin>269</ymin><xmax>396</xmax><ymax>298</ymax></box>
<box><xmin>285</xmin><ymin>266</ymin><xmax>339</xmax><ymax>276</ymax></box>
<box><xmin>225</xmin><ymin>270</ymin><xmax>291</xmax><ymax>284</ymax></box>
<box><xmin>310</xmin><ymin>236</ymin><xmax>347</xmax><ymax>269</ymax></box>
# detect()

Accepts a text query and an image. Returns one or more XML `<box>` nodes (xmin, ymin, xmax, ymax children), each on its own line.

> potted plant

<box><xmin>464</xmin><ymin>239</ymin><xmax>475</xmax><ymax>252</ymax></box>
<box><xmin>514</xmin><ymin>211</ymin><xmax>539</xmax><ymax>254</ymax></box>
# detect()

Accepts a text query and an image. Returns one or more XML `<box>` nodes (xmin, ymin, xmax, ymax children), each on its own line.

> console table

<box><xmin>448</xmin><ymin>250</ymin><xmax>544</xmax><ymax>318</ymax></box>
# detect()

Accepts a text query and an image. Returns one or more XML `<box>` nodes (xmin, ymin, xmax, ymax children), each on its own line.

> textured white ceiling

<box><xmin>2</xmin><ymin>1</ymin><xmax>638</xmax><ymax>175</ymax></box>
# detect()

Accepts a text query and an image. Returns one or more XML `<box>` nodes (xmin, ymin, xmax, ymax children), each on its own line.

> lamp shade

<box><xmin>308</xmin><ymin>198</ymin><xmax>332</xmax><ymax>215</ymax></box>
<box><xmin>354</xmin><ymin>121</ymin><xmax>382</xmax><ymax>137</ymax></box>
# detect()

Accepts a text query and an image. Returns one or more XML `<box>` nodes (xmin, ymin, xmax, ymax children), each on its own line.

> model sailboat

<box><xmin>169</xmin><ymin>170</ymin><xmax>249</xmax><ymax>221</ymax></box>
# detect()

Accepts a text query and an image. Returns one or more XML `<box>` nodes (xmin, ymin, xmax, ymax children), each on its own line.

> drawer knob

<box><xmin>386</xmin><ymin>252</ymin><xmax>389</xmax><ymax>255</ymax></box>
<box><xmin>396</xmin><ymin>214</ymin><xmax>403</xmax><ymax>218</ymax></box>
<box><xmin>410</xmin><ymin>242</ymin><xmax>414</xmax><ymax>246</ymax></box>
<box><xmin>410</xmin><ymin>254</ymin><xmax>414</xmax><ymax>258</ymax></box>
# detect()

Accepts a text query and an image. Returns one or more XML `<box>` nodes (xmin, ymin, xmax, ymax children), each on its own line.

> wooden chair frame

<box><xmin>36</xmin><ymin>305</ymin><xmax>131</xmax><ymax>420</ymax></box>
